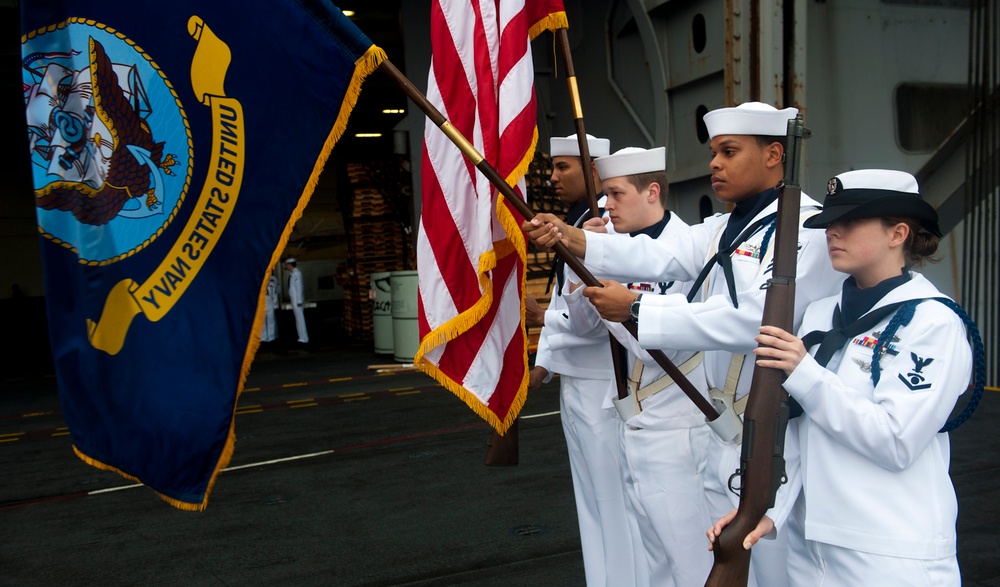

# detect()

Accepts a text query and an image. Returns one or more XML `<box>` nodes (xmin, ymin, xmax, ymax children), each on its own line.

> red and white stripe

<box><xmin>416</xmin><ymin>0</ymin><xmax>566</xmax><ymax>433</ymax></box>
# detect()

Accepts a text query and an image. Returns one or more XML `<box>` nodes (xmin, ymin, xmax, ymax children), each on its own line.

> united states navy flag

<box><xmin>20</xmin><ymin>0</ymin><xmax>384</xmax><ymax>510</ymax></box>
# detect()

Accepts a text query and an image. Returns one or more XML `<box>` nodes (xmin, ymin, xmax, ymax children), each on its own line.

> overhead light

<box><xmin>342</xmin><ymin>10</ymin><xmax>356</xmax><ymax>17</ymax></box>
<box><xmin>355</xmin><ymin>133</ymin><xmax>382</xmax><ymax>138</ymax></box>
<box><xmin>382</xmin><ymin>109</ymin><xmax>405</xmax><ymax>114</ymax></box>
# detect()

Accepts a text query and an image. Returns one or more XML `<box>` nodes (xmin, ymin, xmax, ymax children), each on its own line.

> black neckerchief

<box><xmin>629</xmin><ymin>210</ymin><xmax>671</xmax><ymax>239</ymax></box>
<box><xmin>722</xmin><ymin>187</ymin><xmax>779</xmax><ymax>248</ymax></box>
<box><xmin>627</xmin><ymin>211</ymin><xmax>674</xmax><ymax>293</ymax></box>
<box><xmin>790</xmin><ymin>270</ymin><xmax>915</xmax><ymax>419</ymax></box>
<box><xmin>840</xmin><ymin>271</ymin><xmax>911</xmax><ymax>325</ymax></box>
<box><xmin>548</xmin><ymin>198</ymin><xmax>603</xmax><ymax>295</ymax></box>
<box><xmin>686</xmin><ymin>189</ymin><xmax>779</xmax><ymax>308</ymax></box>
<box><xmin>565</xmin><ymin>199</ymin><xmax>591</xmax><ymax>227</ymax></box>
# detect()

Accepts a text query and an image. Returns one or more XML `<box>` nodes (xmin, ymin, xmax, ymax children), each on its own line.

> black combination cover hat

<box><xmin>804</xmin><ymin>169</ymin><xmax>942</xmax><ymax>237</ymax></box>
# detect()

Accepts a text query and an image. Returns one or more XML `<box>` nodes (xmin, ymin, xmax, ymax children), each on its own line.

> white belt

<box><xmin>613</xmin><ymin>352</ymin><xmax>704</xmax><ymax>423</ymax></box>
<box><xmin>634</xmin><ymin>352</ymin><xmax>704</xmax><ymax>402</ymax></box>
<box><xmin>705</xmin><ymin>353</ymin><xmax>748</xmax><ymax>444</ymax></box>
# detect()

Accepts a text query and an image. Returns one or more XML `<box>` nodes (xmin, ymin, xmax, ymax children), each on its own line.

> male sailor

<box><xmin>523</xmin><ymin>103</ymin><xmax>842</xmax><ymax>586</ymax></box>
<box><xmin>561</xmin><ymin>146</ymin><xmax>714</xmax><ymax>585</ymax></box>
<box><xmin>528</xmin><ymin>133</ymin><xmax>640</xmax><ymax>587</ymax></box>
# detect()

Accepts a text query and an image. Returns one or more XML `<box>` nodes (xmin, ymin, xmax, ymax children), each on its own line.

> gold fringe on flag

<box><xmin>196</xmin><ymin>44</ymin><xmax>388</xmax><ymax>512</ymax></box>
<box><xmin>528</xmin><ymin>12</ymin><xmax>568</xmax><ymax>41</ymax></box>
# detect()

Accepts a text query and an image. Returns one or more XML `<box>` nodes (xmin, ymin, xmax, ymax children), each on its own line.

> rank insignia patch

<box><xmin>898</xmin><ymin>352</ymin><xmax>934</xmax><ymax>391</ymax></box>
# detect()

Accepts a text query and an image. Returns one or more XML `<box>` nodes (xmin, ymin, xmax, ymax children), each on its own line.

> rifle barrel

<box><xmin>706</xmin><ymin>115</ymin><xmax>807</xmax><ymax>586</ymax></box>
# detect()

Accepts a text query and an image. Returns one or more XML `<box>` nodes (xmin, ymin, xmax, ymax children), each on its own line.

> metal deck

<box><xmin>2</xmin><ymin>330</ymin><xmax>998</xmax><ymax>586</ymax></box>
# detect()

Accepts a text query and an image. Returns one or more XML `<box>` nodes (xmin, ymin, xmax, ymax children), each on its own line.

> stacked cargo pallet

<box><xmin>337</xmin><ymin>151</ymin><xmax>563</xmax><ymax>349</ymax></box>
<box><xmin>340</xmin><ymin>160</ymin><xmax>411</xmax><ymax>340</ymax></box>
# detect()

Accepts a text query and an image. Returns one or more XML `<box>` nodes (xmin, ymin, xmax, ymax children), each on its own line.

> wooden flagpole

<box><xmin>549</xmin><ymin>30</ymin><xmax>633</xmax><ymax>410</ymax></box>
<box><xmin>483</xmin><ymin>26</ymin><xmax>632</xmax><ymax>465</ymax></box>
<box><xmin>378</xmin><ymin>58</ymin><xmax>722</xmax><ymax>424</ymax></box>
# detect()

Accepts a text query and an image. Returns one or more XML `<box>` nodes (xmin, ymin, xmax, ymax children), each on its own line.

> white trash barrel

<box><xmin>390</xmin><ymin>270</ymin><xmax>419</xmax><ymax>363</ymax></box>
<box><xmin>370</xmin><ymin>271</ymin><xmax>393</xmax><ymax>355</ymax></box>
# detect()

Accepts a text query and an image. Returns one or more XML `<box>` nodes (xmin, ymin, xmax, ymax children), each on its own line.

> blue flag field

<box><xmin>20</xmin><ymin>0</ymin><xmax>384</xmax><ymax>510</ymax></box>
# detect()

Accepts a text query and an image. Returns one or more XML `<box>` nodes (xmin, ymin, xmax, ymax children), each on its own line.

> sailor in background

<box><xmin>526</xmin><ymin>134</ymin><xmax>616</xmax><ymax>325</ymax></box>
<box><xmin>528</xmin><ymin>133</ymin><xmax>640</xmax><ymax>586</ymax></box>
<box><xmin>713</xmin><ymin>169</ymin><xmax>977</xmax><ymax>586</ymax></box>
<box><xmin>561</xmin><ymin>146</ymin><xmax>715</xmax><ymax>585</ymax></box>
<box><xmin>524</xmin><ymin>102</ymin><xmax>842</xmax><ymax>587</ymax></box>
<box><xmin>284</xmin><ymin>257</ymin><xmax>309</xmax><ymax>344</ymax></box>
<box><xmin>260</xmin><ymin>272</ymin><xmax>279</xmax><ymax>343</ymax></box>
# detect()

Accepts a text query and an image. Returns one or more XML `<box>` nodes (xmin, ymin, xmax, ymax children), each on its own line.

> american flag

<box><xmin>415</xmin><ymin>0</ymin><xmax>566</xmax><ymax>433</ymax></box>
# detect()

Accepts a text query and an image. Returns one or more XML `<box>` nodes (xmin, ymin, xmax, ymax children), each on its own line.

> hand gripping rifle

<box><xmin>378</xmin><ymin>60</ymin><xmax>722</xmax><ymax>424</ymax></box>
<box><xmin>705</xmin><ymin>115</ymin><xmax>809</xmax><ymax>586</ymax></box>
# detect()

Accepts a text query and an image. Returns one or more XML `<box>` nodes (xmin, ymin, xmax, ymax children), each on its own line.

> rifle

<box><xmin>378</xmin><ymin>59</ymin><xmax>722</xmax><ymax>423</ymax></box>
<box><xmin>705</xmin><ymin>115</ymin><xmax>809</xmax><ymax>586</ymax></box>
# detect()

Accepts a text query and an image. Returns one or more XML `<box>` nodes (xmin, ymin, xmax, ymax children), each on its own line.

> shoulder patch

<box><xmin>897</xmin><ymin>352</ymin><xmax>934</xmax><ymax>391</ymax></box>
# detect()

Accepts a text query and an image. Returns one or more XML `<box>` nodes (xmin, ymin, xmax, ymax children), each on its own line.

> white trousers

<box><xmin>559</xmin><ymin>375</ymin><xmax>638</xmax><ymax>587</ymax></box>
<box><xmin>620</xmin><ymin>423</ymin><xmax>714</xmax><ymax>587</ymax></box>
<box><xmin>790</xmin><ymin>537</ymin><xmax>960</xmax><ymax>586</ymax></box>
<box><xmin>703</xmin><ymin>432</ymin><xmax>790</xmax><ymax>587</ymax></box>
<box><xmin>291</xmin><ymin>304</ymin><xmax>308</xmax><ymax>343</ymax></box>
<box><xmin>261</xmin><ymin>308</ymin><xmax>277</xmax><ymax>342</ymax></box>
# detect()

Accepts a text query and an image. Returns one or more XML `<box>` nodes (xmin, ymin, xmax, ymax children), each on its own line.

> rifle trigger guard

<box><xmin>728</xmin><ymin>468</ymin><xmax>744</xmax><ymax>496</ymax></box>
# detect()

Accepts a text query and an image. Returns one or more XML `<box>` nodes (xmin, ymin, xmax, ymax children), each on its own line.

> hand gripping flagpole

<box><xmin>378</xmin><ymin>59</ymin><xmax>721</xmax><ymax>422</ymax></box>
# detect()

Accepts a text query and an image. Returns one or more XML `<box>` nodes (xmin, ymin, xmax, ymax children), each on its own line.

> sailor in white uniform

<box><xmin>524</xmin><ymin>103</ymin><xmax>843</xmax><ymax>587</ymax></box>
<box><xmin>529</xmin><ymin>133</ymin><xmax>639</xmax><ymax>586</ymax></box>
<box><xmin>718</xmin><ymin>169</ymin><xmax>977</xmax><ymax>586</ymax></box>
<box><xmin>284</xmin><ymin>257</ymin><xmax>308</xmax><ymax>344</ymax></box>
<box><xmin>561</xmin><ymin>146</ymin><xmax>715</xmax><ymax>586</ymax></box>
<box><xmin>260</xmin><ymin>272</ymin><xmax>279</xmax><ymax>343</ymax></box>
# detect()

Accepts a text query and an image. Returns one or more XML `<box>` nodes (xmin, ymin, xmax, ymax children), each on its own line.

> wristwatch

<box><xmin>629</xmin><ymin>294</ymin><xmax>642</xmax><ymax>321</ymax></box>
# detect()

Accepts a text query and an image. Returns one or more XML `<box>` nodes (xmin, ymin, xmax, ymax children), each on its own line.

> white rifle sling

<box><xmin>707</xmin><ymin>354</ymin><xmax>747</xmax><ymax>444</ymax></box>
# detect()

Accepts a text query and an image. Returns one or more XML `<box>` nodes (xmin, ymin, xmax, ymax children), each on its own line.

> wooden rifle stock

<box><xmin>705</xmin><ymin>116</ymin><xmax>808</xmax><ymax>586</ymax></box>
<box><xmin>377</xmin><ymin>59</ymin><xmax>720</xmax><ymax>422</ymax></box>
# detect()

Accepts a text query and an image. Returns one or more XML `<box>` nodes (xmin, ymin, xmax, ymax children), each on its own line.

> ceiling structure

<box><xmin>329</xmin><ymin>1</ymin><xmax>408</xmax><ymax>159</ymax></box>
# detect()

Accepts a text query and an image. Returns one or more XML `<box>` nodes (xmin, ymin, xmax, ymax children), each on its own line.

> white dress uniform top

<box><xmin>772</xmin><ymin>169</ymin><xmax>971</xmax><ymax>586</ymax></box>
<box><xmin>782</xmin><ymin>274</ymin><xmax>970</xmax><ymax>585</ymax></box>
<box><xmin>534</xmin><ymin>133</ymin><xmax>639</xmax><ymax>587</ymax></box>
<box><xmin>576</xmin><ymin>104</ymin><xmax>842</xmax><ymax>587</ymax></box>
<box><xmin>564</xmin><ymin>205</ymin><xmax>715</xmax><ymax>587</ymax></box>
<box><xmin>261</xmin><ymin>274</ymin><xmax>279</xmax><ymax>342</ymax></box>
